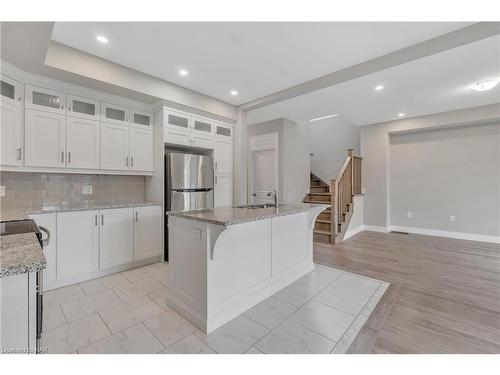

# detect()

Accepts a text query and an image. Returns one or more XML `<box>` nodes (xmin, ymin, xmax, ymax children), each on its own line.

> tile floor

<box><xmin>40</xmin><ymin>262</ymin><xmax>389</xmax><ymax>354</ymax></box>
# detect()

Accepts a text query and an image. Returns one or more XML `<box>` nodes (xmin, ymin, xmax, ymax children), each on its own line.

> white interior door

<box><xmin>248</xmin><ymin>133</ymin><xmax>278</xmax><ymax>204</ymax></box>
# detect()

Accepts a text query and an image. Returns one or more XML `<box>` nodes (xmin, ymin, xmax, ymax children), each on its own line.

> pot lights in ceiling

<box><xmin>375</xmin><ymin>85</ymin><xmax>384</xmax><ymax>91</ymax></box>
<box><xmin>471</xmin><ymin>79</ymin><xmax>499</xmax><ymax>91</ymax></box>
<box><xmin>398</xmin><ymin>112</ymin><xmax>405</xmax><ymax>117</ymax></box>
<box><xmin>96</xmin><ymin>35</ymin><xmax>108</xmax><ymax>44</ymax></box>
<box><xmin>230</xmin><ymin>90</ymin><xmax>239</xmax><ymax>96</ymax></box>
<box><xmin>179</xmin><ymin>69</ymin><xmax>188</xmax><ymax>77</ymax></box>
<box><xmin>310</xmin><ymin>114</ymin><xmax>339</xmax><ymax>122</ymax></box>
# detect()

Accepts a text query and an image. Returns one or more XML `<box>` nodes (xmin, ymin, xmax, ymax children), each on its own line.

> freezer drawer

<box><xmin>170</xmin><ymin>190</ymin><xmax>214</xmax><ymax>211</ymax></box>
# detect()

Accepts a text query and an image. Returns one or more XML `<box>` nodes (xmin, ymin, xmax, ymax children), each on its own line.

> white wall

<box><xmin>390</xmin><ymin>122</ymin><xmax>500</xmax><ymax>236</ymax></box>
<box><xmin>309</xmin><ymin>117</ymin><xmax>360</xmax><ymax>183</ymax></box>
<box><xmin>360</xmin><ymin>103</ymin><xmax>500</xmax><ymax>240</ymax></box>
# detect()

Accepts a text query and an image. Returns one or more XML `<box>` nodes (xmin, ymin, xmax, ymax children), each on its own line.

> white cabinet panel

<box><xmin>25</xmin><ymin>85</ymin><xmax>65</xmax><ymax>114</ymax></box>
<box><xmin>101</xmin><ymin>102</ymin><xmax>128</xmax><ymax>125</ymax></box>
<box><xmin>100</xmin><ymin>121</ymin><xmax>130</xmax><ymax>170</ymax></box>
<box><xmin>29</xmin><ymin>213</ymin><xmax>57</xmax><ymax>288</ymax></box>
<box><xmin>192</xmin><ymin>117</ymin><xmax>213</xmax><ymax>135</ymax></box>
<box><xmin>165</xmin><ymin>110</ymin><xmax>191</xmax><ymax>131</ymax></box>
<box><xmin>215</xmin><ymin>123</ymin><xmax>233</xmax><ymax>139</ymax></box>
<box><xmin>1</xmin><ymin>101</ymin><xmax>23</xmax><ymax>166</ymax></box>
<box><xmin>24</xmin><ymin>109</ymin><xmax>66</xmax><ymax>168</ymax></box>
<box><xmin>131</xmin><ymin>109</ymin><xmax>153</xmax><ymax>128</ymax></box>
<box><xmin>99</xmin><ymin>208</ymin><xmax>134</xmax><ymax>269</ymax></box>
<box><xmin>214</xmin><ymin>139</ymin><xmax>233</xmax><ymax>174</ymax></box>
<box><xmin>67</xmin><ymin>117</ymin><xmax>100</xmax><ymax>169</ymax></box>
<box><xmin>56</xmin><ymin>210</ymin><xmax>99</xmax><ymax>280</ymax></box>
<box><xmin>67</xmin><ymin>94</ymin><xmax>99</xmax><ymax>120</ymax></box>
<box><xmin>192</xmin><ymin>134</ymin><xmax>214</xmax><ymax>149</ymax></box>
<box><xmin>133</xmin><ymin>206</ymin><xmax>162</xmax><ymax>261</ymax></box>
<box><xmin>214</xmin><ymin>174</ymin><xmax>233</xmax><ymax>207</ymax></box>
<box><xmin>164</xmin><ymin>128</ymin><xmax>191</xmax><ymax>147</ymax></box>
<box><xmin>130</xmin><ymin>128</ymin><xmax>153</xmax><ymax>171</ymax></box>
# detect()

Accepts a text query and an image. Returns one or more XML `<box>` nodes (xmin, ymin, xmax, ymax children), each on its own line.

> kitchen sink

<box><xmin>235</xmin><ymin>203</ymin><xmax>284</xmax><ymax>209</ymax></box>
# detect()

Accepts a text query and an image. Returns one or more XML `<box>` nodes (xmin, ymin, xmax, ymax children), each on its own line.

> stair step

<box><xmin>313</xmin><ymin>230</ymin><xmax>332</xmax><ymax>244</ymax></box>
<box><xmin>314</xmin><ymin>220</ymin><xmax>331</xmax><ymax>231</ymax></box>
<box><xmin>315</xmin><ymin>219</ymin><xmax>331</xmax><ymax>224</ymax></box>
<box><xmin>314</xmin><ymin>229</ymin><xmax>330</xmax><ymax>235</ymax></box>
<box><xmin>309</xmin><ymin>192</ymin><xmax>331</xmax><ymax>196</ymax></box>
<box><xmin>304</xmin><ymin>200</ymin><xmax>331</xmax><ymax>204</ymax></box>
<box><xmin>309</xmin><ymin>186</ymin><xmax>329</xmax><ymax>193</ymax></box>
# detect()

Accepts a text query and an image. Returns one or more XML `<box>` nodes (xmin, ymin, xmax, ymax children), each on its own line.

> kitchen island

<box><xmin>166</xmin><ymin>203</ymin><xmax>328</xmax><ymax>333</ymax></box>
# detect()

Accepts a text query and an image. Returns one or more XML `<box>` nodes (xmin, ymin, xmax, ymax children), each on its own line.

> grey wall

<box><xmin>390</xmin><ymin>123</ymin><xmax>500</xmax><ymax>236</ymax></box>
<box><xmin>361</xmin><ymin>103</ymin><xmax>500</xmax><ymax>233</ymax></box>
<box><xmin>309</xmin><ymin>117</ymin><xmax>360</xmax><ymax>183</ymax></box>
<box><xmin>248</xmin><ymin>118</ymin><xmax>310</xmax><ymax>203</ymax></box>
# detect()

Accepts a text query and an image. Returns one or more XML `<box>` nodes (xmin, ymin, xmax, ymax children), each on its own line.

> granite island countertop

<box><xmin>0</xmin><ymin>201</ymin><xmax>161</xmax><ymax>222</ymax></box>
<box><xmin>167</xmin><ymin>203</ymin><xmax>329</xmax><ymax>226</ymax></box>
<box><xmin>0</xmin><ymin>232</ymin><xmax>46</xmax><ymax>278</ymax></box>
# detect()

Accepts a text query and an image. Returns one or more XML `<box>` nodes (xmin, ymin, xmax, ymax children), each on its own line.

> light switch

<box><xmin>0</xmin><ymin>186</ymin><xmax>5</xmax><ymax>197</ymax></box>
<box><xmin>449</xmin><ymin>215</ymin><xmax>455</xmax><ymax>222</ymax></box>
<box><xmin>407</xmin><ymin>212</ymin><xmax>413</xmax><ymax>219</ymax></box>
<box><xmin>82</xmin><ymin>185</ymin><xmax>93</xmax><ymax>195</ymax></box>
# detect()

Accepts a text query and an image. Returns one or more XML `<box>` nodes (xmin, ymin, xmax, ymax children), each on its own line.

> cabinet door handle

<box><xmin>16</xmin><ymin>148</ymin><xmax>22</xmax><ymax>160</ymax></box>
<box><xmin>125</xmin><ymin>156</ymin><xmax>129</xmax><ymax>166</ymax></box>
<box><xmin>61</xmin><ymin>151</ymin><xmax>64</xmax><ymax>163</ymax></box>
<box><xmin>68</xmin><ymin>152</ymin><xmax>71</xmax><ymax>164</ymax></box>
<box><xmin>17</xmin><ymin>97</ymin><xmax>22</xmax><ymax>101</ymax></box>
<box><xmin>95</xmin><ymin>214</ymin><xmax>98</xmax><ymax>226</ymax></box>
<box><xmin>135</xmin><ymin>212</ymin><xmax>138</xmax><ymax>222</ymax></box>
<box><xmin>215</xmin><ymin>161</ymin><xmax>218</xmax><ymax>170</ymax></box>
<box><xmin>131</xmin><ymin>157</ymin><xmax>134</xmax><ymax>167</ymax></box>
<box><xmin>68</xmin><ymin>107</ymin><xmax>72</xmax><ymax>111</ymax></box>
<box><xmin>101</xmin><ymin>214</ymin><xmax>104</xmax><ymax>226</ymax></box>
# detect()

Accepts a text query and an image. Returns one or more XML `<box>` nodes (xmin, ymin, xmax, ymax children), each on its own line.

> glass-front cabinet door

<box><xmin>165</xmin><ymin>110</ymin><xmax>191</xmax><ymax>131</ymax></box>
<box><xmin>25</xmin><ymin>85</ymin><xmax>65</xmax><ymax>114</ymax></box>
<box><xmin>192</xmin><ymin>117</ymin><xmax>213</xmax><ymax>135</ymax></box>
<box><xmin>131</xmin><ymin>109</ymin><xmax>153</xmax><ymax>128</ymax></box>
<box><xmin>101</xmin><ymin>102</ymin><xmax>128</xmax><ymax>125</ymax></box>
<box><xmin>1</xmin><ymin>75</ymin><xmax>22</xmax><ymax>106</ymax></box>
<box><xmin>215</xmin><ymin>123</ymin><xmax>233</xmax><ymax>139</ymax></box>
<box><xmin>67</xmin><ymin>94</ymin><xmax>100</xmax><ymax>120</ymax></box>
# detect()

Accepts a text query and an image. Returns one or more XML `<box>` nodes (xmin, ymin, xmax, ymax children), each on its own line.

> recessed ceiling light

<box><xmin>398</xmin><ymin>112</ymin><xmax>405</xmax><ymax>117</ymax></box>
<box><xmin>375</xmin><ymin>85</ymin><xmax>384</xmax><ymax>91</ymax></box>
<box><xmin>179</xmin><ymin>69</ymin><xmax>188</xmax><ymax>77</ymax></box>
<box><xmin>96</xmin><ymin>35</ymin><xmax>108</xmax><ymax>44</ymax></box>
<box><xmin>310</xmin><ymin>114</ymin><xmax>339</xmax><ymax>122</ymax></box>
<box><xmin>230</xmin><ymin>90</ymin><xmax>238</xmax><ymax>96</ymax></box>
<box><xmin>471</xmin><ymin>79</ymin><xmax>499</xmax><ymax>91</ymax></box>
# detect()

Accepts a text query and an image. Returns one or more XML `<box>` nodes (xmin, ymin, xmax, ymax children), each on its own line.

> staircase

<box><xmin>304</xmin><ymin>149</ymin><xmax>362</xmax><ymax>244</ymax></box>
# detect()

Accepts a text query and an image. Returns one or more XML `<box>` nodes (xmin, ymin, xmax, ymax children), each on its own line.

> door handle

<box><xmin>135</xmin><ymin>212</ymin><xmax>138</xmax><ymax>222</ymax></box>
<box><xmin>101</xmin><ymin>214</ymin><xmax>104</xmax><ymax>226</ymax></box>
<box><xmin>38</xmin><ymin>226</ymin><xmax>50</xmax><ymax>247</ymax></box>
<box><xmin>61</xmin><ymin>151</ymin><xmax>64</xmax><ymax>163</ymax></box>
<box><xmin>125</xmin><ymin>156</ymin><xmax>129</xmax><ymax>167</ymax></box>
<box><xmin>131</xmin><ymin>156</ymin><xmax>134</xmax><ymax>167</ymax></box>
<box><xmin>68</xmin><ymin>152</ymin><xmax>71</xmax><ymax>164</ymax></box>
<box><xmin>95</xmin><ymin>214</ymin><xmax>98</xmax><ymax>226</ymax></box>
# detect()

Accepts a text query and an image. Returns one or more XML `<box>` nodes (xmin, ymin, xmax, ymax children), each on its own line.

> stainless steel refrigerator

<box><xmin>165</xmin><ymin>152</ymin><xmax>214</xmax><ymax>259</ymax></box>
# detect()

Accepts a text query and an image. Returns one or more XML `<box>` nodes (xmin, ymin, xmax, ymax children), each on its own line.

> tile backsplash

<box><xmin>0</xmin><ymin>172</ymin><xmax>146</xmax><ymax>210</ymax></box>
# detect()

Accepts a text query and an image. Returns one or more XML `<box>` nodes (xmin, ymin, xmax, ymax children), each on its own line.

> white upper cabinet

<box><xmin>25</xmin><ymin>85</ymin><xmax>65</xmax><ymax>114</ymax></box>
<box><xmin>67</xmin><ymin>94</ymin><xmax>100</xmax><ymax>121</ymax></box>
<box><xmin>99</xmin><ymin>208</ymin><xmax>134</xmax><ymax>269</ymax></box>
<box><xmin>214</xmin><ymin>138</ymin><xmax>233</xmax><ymax>174</ymax></box>
<box><xmin>192</xmin><ymin>117</ymin><xmax>213</xmax><ymax>135</ymax></box>
<box><xmin>101</xmin><ymin>122</ymin><xmax>130</xmax><ymax>170</ymax></box>
<box><xmin>215</xmin><ymin>123</ymin><xmax>233</xmax><ymax>139</ymax></box>
<box><xmin>131</xmin><ymin>109</ymin><xmax>153</xmax><ymax>128</ymax></box>
<box><xmin>1</xmin><ymin>76</ymin><xmax>23</xmax><ymax>166</ymax></box>
<box><xmin>67</xmin><ymin>117</ymin><xmax>101</xmax><ymax>169</ymax></box>
<box><xmin>101</xmin><ymin>102</ymin><xmax>128</xmax><ymax>125</ymax></box>
<box><xmin>166</xmin><ymin>110</ymin><xmax>191</xmax><ymax>131</ymax></box>
<box><xmin>56</xmin><ymin>210</ymin><xmax>99</xmax><ymax>280</ymax></box>
<box><xmin>133</xmin><ymin>206</ymin><xmax>162</xmax><ymax>261</ymax></box>
<box><xmin>130</xmin><ymin>127</ymin><xmax>153</xmax><ymax>171</ymax></box>
<box><xmin>24</xmin><ymin>109</ymin><xmax>67</xmax><ymax>168</ymax></box>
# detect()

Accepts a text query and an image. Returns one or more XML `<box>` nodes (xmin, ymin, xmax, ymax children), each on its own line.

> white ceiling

<box><xmin>247</xmin><ymin>35</ymin><xmax>500</xmax><ymax>126</ymax></box>
<box><xmin>51</xmin><ymin>22</ymin><xmax>471</xmax><ymax>105</ymax></box>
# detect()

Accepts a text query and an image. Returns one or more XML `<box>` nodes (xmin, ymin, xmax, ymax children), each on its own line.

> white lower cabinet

<box><xmin>215</xmin><ymin>174</ymin><xmax>233</xmax><ymax>207</ymax></box>
<box><xmin>99</xmin><ymin>208</ymin><xmax>134</xmax><ymax>269</ymax></box>
<box><xmin>133</xmin><ymin>206</ymin><xmax>162</xmax><ymax>261</ymax></box>
<box><xmin>0</xmin><ymin>272</ymin><xmax>36</xmax><ymax>353</ymax></box>
<box><xmin>56</xmin><ymin>210</ymin><xmax>99</xmax><ymax>281</ymax></box>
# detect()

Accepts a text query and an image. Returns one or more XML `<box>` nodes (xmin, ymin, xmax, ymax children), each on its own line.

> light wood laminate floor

<box><xmin>313</xmin><ymin>231</ymin><xmax>500</xmax><ymax>353</ymax></box>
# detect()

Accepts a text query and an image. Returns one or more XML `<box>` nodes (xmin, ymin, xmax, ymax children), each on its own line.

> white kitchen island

<box><xmin>166</xmin><ymin>203</ymin><xmax>328</xmax><ymax>333</ymax></box>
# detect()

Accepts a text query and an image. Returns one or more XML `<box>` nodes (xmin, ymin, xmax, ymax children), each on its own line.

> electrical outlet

<box><xmin>0</xmin><ymin>186</ymin><xmax>5</xmax><ymax>197</ymax></box>
<box><xmin>82</xmin><ymin>185</ymin><xmax>93</xmax><ymax>195</ymax></box>
<box><xmin>407</xmin><ymin>212</ymin><xmax>413</xmax><ymax>219</ymax></box>
<box><xmin>449</xmin><ymin>215</ymin><xmax>455</xmax><ymax>222</ymax></box>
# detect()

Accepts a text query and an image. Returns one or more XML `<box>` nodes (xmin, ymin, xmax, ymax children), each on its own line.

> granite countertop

<box><xmin>0</xmin><ymin>233</ymin><xmax>46</xmax><ymax>278</ymax></box>
<box><xmin>167</xmin><ymin>203</ymin><xmax>330</xmax><ymax>226</ymax></box>
<box><xmin>0</xmin><ymin>201</ymin><xmax>161</xmax><ymax>222</ymax></box>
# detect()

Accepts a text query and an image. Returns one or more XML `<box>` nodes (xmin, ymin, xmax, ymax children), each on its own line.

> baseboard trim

<box><xmin>363</xmin><ymin>225</ymin><xmax>390</xmax><ymax>233</ymax></box>
<box><xmin>343</xmin><ymin>225</ymin><xmax>365</xmax><ymax>240</ymax></box>
<box><xmin>389</xmin><ymin>225</ymin><xmax>500</xmax><ymax>244</ymax></box>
